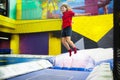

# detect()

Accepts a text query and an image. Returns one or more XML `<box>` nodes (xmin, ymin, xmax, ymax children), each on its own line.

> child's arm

<box><xmin>74</xmin><ymin>13</ymin><xmax>91</xmax><ymax>16</ymax></box>
<box><xmin>47</xmin><ymin>11</ymin><xmax>60</xmax><ymax>19</ymax></box>
<box><xmin>52</xmin><ymin>14</ymin><xmax>60</xmax><ymax>19</ymax></box>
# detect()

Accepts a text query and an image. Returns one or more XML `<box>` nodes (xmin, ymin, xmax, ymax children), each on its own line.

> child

<box><xmin>60</xmin><ymin>4</ymin><xmax>90</xmax><ymax>56</ymax></box>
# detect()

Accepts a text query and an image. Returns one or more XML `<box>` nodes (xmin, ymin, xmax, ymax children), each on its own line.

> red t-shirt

<box><xmin>62</xmin><ymin>10</ymin><xmax>75</xmax><ymax>29</ymax></box>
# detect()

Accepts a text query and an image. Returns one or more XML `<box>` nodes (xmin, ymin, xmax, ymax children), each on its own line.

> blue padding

<box><xmin>52</xmin><ymin>66</ymin><xmax>62</xmax><ymax>69</ymax></box>
<box><xmin>95</xmin><ymin>59</ymin><xmax>113</xmax><ymax>70</ymax></box>
<box><xmin>51</xmin><ymin>66</ymin><xmax>92</xmax><ymax>72</ymax></box>
<box><xmin>62</xmin><ymin>67</ymin><xmax>70</xmax><ymax>70</ymax></box>
<box><xmin>45</xmin><ymin>57</ymin><xmax>55</xmax><ymax>65</ymax></box>
<box><xmin>0</xmin><ymin>49</ymin><xmax>11</xmax><ymax>54</ymax></box>
<box><xmin>69</xmin><ymin>67</ymin><xmax>79</xmax><ymax>71</ymax></box>
<box><xmin>69</xmin><ymin>67</ymin><xmax>92</xmax><ymax>72</ymax></box>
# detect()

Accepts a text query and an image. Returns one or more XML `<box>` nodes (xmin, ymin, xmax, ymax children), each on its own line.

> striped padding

<box><xmin>117</xmin><ymin>49</ymin><xmax>120</xmax><ymax>79</ymax></box>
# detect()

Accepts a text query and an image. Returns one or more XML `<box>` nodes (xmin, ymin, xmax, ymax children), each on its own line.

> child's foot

<box><xmin>68</xmin><ymin>49</ymin><xmax>72</xmax><ymax>56</ymax></box>
<box><xmin>73</xmin><ymin>47</ymin><xmax>77</xmax><ymax>54</ymax></box>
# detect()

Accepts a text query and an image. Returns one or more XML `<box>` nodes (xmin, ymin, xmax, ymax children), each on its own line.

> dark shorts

<box><xmin>61</xmin><ymin>27</ymin><xmax>72</xmax><ymax>37</ymax></box>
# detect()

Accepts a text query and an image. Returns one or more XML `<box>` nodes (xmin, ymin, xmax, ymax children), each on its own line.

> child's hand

<box><xmin>52</xmin><ymin>14</ymin><xmax>60</xmax><ymax>19</ymax></box>
<box><xmin>72</xmin><ymin>21</ymin><xmax>74</xmax><ymax>24</ymax></box>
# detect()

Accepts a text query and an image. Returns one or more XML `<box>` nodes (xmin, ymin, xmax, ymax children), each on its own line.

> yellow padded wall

<box><xmin>0</xmin><ymin>15</ymin><xmax>15</xmax><ymax>29</ymax></box>
<box><xmin>10</xmin><ymin>34</ymin><xmax>19</xmax><ymax>54</ymax></box>
<box><xmin>0</xmin><ymin>15</ymin><xmax>15</xmax><ymax>33</ymax></box>
<box><xmin>72</xmin><ymin>14</ymin><xmax>113</xmax><ymax>42</ymax></box>
<box><xmin>15</xmin><ymin>19</ymin><xmax>61</xmax><ymax>33</ymax></box>
<box><xmin>49</xmin><ymin>33</ymin><xmax>61</xmax><ymax>55</ymax></box>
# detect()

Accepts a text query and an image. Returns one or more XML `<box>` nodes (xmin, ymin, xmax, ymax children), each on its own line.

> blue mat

<box><xmin>7</xmin><ymin>69</ymin><xmax>90</xmax><ymax>80</ymax></box>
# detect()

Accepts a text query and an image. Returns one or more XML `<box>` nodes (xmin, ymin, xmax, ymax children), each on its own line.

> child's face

<box><xmin>60</xmin><ymin>6</ymin><xmax>67</xmax><ymax>13</ymax></box>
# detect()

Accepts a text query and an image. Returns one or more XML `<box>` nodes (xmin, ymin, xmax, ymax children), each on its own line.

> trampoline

<box><xmin>0</xmin><ymin>48</ymin><xmax>113</xmax><ymax>80</ymax></box>
<box><xmin>0</xmin><ymin>54</ymin><xmax>52</xmax><ymax>66</ymax></box>
<box><xmin>7</xmin><ymin>69</ymin><xmax>90</xmax><ymax>80</ymax></box>
<box><xmin>0</xmin><ymin>54</ymin><xmax>90</xmax><ymax>80</ymax></box>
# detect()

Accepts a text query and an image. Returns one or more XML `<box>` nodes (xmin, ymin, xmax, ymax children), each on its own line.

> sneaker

<box><xmin>73</xmin><ymin>47</ymin><xmax>77</xmax><ymax>54</ymax></box>
<box><xmin>68</xmin><ymin>49</ymin><xmax>72</xmax><ymax>56</ymax></box>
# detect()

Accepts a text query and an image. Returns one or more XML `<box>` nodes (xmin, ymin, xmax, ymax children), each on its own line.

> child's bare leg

<box><xmin>66</xmin><ymin>36</ymin><xmax>77</xmax><ymax>54</ymax></box>
<box><xmin>62</xmin><ymin>37</ymin><xmax>71</xmax><ymax>50</ymax></box>
<box><xmin>61</xmin><ymin>37</ymin><xmax>72</xmax><ymax>56</ymax></box>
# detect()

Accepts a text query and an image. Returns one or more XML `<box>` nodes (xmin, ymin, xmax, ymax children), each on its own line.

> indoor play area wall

<box><xmin>19</xmin><ymin>33</ymin><xmax>49</xmax><ymax>55</ymax></box>
<box><xmin>0</xmin><ymin>0</ymin><xmax>113</xmax><ymax>55</ymax></box>
<box><xmin>9</xmin><ymin>0</ymin><xmax>16</xmax><ymax>19</ymax></box>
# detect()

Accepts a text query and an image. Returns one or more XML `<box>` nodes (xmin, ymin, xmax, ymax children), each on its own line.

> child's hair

<box><xmin>60</xmin><ymin>4</ymin><xmax>72</xmax><ymax>11</ymax></box>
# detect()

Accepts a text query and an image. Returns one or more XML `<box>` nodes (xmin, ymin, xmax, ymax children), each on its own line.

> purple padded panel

<box><xmin>20</xmin><ymin>32</ymin><xmax>48</xmax><ymax>55</ymax></box>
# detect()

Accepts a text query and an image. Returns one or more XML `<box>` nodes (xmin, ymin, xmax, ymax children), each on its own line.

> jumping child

<box><xmin>60</xmin><ymin>4</ymin><xmax>90</xmax><ymax>56</ymax></box>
